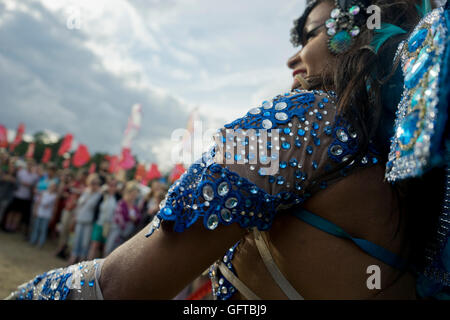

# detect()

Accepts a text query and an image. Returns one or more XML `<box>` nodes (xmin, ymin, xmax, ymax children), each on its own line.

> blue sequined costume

<box><xmin>385</xmin><ymin>4</ymin><xmax>450</xmax><ymax>299</ymax></box>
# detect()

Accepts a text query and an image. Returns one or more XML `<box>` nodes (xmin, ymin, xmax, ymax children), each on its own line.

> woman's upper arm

<box><xmin>99</xmin><ymin>215</ymin><xmax>246</xmax><ymax>299</ymax></box>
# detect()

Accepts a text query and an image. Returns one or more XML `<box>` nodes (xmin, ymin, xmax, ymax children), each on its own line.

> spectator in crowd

<box><xmin>28</xmin><ymin>163</ymin><xmax>59</xmax><ymax>239</ymax></box>
<box><xmin>29</xmin><ymin>181</ymin><xmax>58</xmax><ymax>248</ymax></box>
<box><xmin>68</xmin><ymin>174</ymin><xmax>102</xmax><ymax>264</ymax></box>
<box><xmin>0</xmin><ymin>150</ymin><xmax>9</xmax><ymax>172</ymax></box>
<box><xmin>55</xmin><ymin>169</ymin><xmax>88</xmax><ymax>259</ymax></box>
<box><xmin>98</xmin><ymin>160</ymin><xmax>110</xmax><ymax>186</ymax></box>
<box><xmin>48</xmin><ymin>170</ymin><xmax>73</xmax><ymax>240</ymax></box>
<box><xmin>87</xmin><ymin>177</ymin><xmax>120</xmax><ymax>259</ymax></box>
<box><xmin>32</xmin><ymin>163</ymin><xmax>59</xmax><ymax>215</ymax></box>
<box><xmin>104</xmin><ymin>181</ymin><xmax>141</xmax><ymax>256</ymax></box>
<box><xmin>0</xmin><ymin>157</ymin><xmax>17</xmax><ymax>226</ymax></box>
<box><xmin>2</xmin><ymin>159</ymin><xmax>39</xmax><ymax>234</ymax></box>
<box><xmin>137</xmin><ymin>179</ymin><xmax>167</xmax><ymax>231</ymax></box>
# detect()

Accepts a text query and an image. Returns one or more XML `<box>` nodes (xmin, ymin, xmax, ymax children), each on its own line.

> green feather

<box><xmin>415</xmin><ymin>0</ymin><xmax>432</xmax><ymax>18</ymax></box>
<box><xmin>371</xmin><ymin>23</ymin><xmax>407</xmax><ymax>53</ymax></box>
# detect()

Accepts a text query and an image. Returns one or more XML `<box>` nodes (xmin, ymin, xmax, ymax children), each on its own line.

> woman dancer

<box><xmin>6</xmin><ymin>0</ymin><xmax>449</xmax><ymax>300</ymax></box>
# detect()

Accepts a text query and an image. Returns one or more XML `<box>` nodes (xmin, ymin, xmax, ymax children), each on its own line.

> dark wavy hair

<box><xmin>291</xmin><ymin>0</ymin><xmax>444</xmax><ymax>274</ymax></box>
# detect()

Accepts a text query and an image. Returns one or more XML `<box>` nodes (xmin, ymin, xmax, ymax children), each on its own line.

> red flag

<box><xmin>134</xmin><ymin>163</ymin><xmax>146</xmax><ymax>181</ymax></box>
<box><xmin>0</xmin><ymin>125</ymin><xmax>8</xmax><ymax>148</ymax></box>
<box><xmin>118</xmin><ymin>147</ymin><xmax>135</xmax><ymax>170</ymax></box>
<box><xmin>58</xmin><ymin>134</ymin><xmax>73</xmax><ymax>156</ymax></box>
<box><xmin>108</xmin><ymin>155</ymin><xmax>119</xmax><ymax>173</ymax></box>
<box><xmin>89</xmin><ymin>162</ymin><xmax>96</xmax><ymax>174</ymax></box>
<box><xmin>25</xmin><ymin>142</ymin><xmax>35</xmax><ymax>159</ymax></box>
<box><xmin>146</xmin><ymin>163</ymin><xmax>162</xmax><ymax>181</ymax></box>
<box><xmin>41</xmin><ymin>147</ymin><xmax>52</xmax><ymax>163</ymax></box>
<box><xmin>169</xmin><ymin>163</ymin><xmax>186</xmax><ymax>183</ymax></box>
<box><xmin>72</xmin><ymin>144</ymin><xmax>90</xmax><ymax>167</ymax></box>
<box><xmin>63</xmin><ymin>157</ymin><xmax>71</xmax><ymax>169</ymax></box>
<box><xmin>9</xmin><ymin>123</ymin><xmax>25</xmax><ymax>152</ymax></box>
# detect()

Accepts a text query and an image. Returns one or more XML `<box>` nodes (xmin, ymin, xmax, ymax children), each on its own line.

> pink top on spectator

<box><xmin>114</xmin><ymin>199</ymin><xmax>140</xmax><ymax>230</ymax></box>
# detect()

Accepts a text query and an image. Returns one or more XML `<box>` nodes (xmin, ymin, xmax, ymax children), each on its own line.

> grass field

<box><xmin>0</xmin><ymin>230</ymin><xmax>67</xmax><ymax>298</ymax></box>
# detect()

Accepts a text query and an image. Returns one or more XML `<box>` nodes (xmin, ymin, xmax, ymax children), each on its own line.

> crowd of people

<box><xmin>0</xmin><ymin>149</ymin><xmax>168</xmax><ymax>263</ymax></box>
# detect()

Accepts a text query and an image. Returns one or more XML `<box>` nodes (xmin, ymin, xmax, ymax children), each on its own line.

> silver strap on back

<box><xmin>253</xmin><ymin>228</ymin><xmax>304</xmax><ymax>300</ymax></box>
<box><xmin>217</xmin><ymin>261</ymin><xmax>261</xmax><ymax>300</ymax></box>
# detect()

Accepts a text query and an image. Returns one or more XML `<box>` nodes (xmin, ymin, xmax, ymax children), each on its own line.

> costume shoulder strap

<box><xmin>385</xmin><ymin>5</ymin><xmax>449</xmax><ymax>181</ymax></box>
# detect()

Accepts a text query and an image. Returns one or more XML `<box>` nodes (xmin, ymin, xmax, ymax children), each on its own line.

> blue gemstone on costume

<box><xmin>225</xmin><ymin>197</ymin><xmax>238</xmax><ymax>209</ymax></box>
<box><xmin>234</xmin><ymin>154</ymin><xmax>242</xmax><ymax>161</ymax></box>
<box><xmin>258</xmin><ymin>168</ymin><xmax>266</xmax><ymax>176</ymax></box>
<box><xmin>289</xmin><ymin>158</ymin><xmax>298</xmax><ymax>167</ymax></box>
<box><xmin>411</xmin><ymin>90</ymin><xmax>422</xmax><ymax>108</ymax></box>
<box><xmin>405</xmin><ymin>45</ymin><xmax>434</xmax><ymax>89</ymax></box>
<box><xmin>324</xmin><ymin>126</ymin><xmax>332</xmax><ymax>135</ymax></box>
<box><xmin>312</xmin><ymin>161</ymin><xmax>318</xmax><ymax>170</ymax></box>
<box><xmin>277</xmin><ymin>176</ymin><xmax>285</xmax><ymax>185</ymax></box>
<box><xmin>268</xmin><ymin>176</ymin><xmax>275</xmax><ymax>183</ymax></box>
<box><xmin>88</xmin><ymin>280</ymin><xmax>94</xmax><ymax>287</ymax></box>
<box><xmin>433</xmin><ymin>30</ymin><xmax>442</xmax><ymax>46</ymax></box>
<box><xmin>295</xmin><ymin>183</ymin><xmax>303</xmax><ymax>191</ymax></box>
<box><xmin>314</xmin><ymin>137</ymin><xmax>321</xmax><ymax>146</ymax></box>
<box><xmin>295</xmin><ymin>140</ymin><xmax>302</xmax><ymax>148</ymax></box>
<box><xmin>283</xmin><ymin>128</ymin><xmax>291</xmax><ymax>134</ymax></box>
<box><xmin>311</xmin><ymin>131</ymin><xmax>317</xmax><ymax>137</ymax></box>
<box><xmin>263</xmin><ymin>111</ymin><xmax>271</xmax><ymax>117</ymax></box>
<box><xmin>282</xmin><ymin>142</ymin><xmax>291</xmax><ymax>150</ymax></box>
<box><xmin>280</xmin><ymin>161</ymin><xmax>287</xmax><ymax>169</ymax></box>
<box><xmin>322</xmin><ymin>97</ymin><xmax>329</xmax><ymax>103</ymax></box>
<box><xmin>267</xmin><ymin>142</ymin><xmax>272</xmax><ymax>149</ymax></box>
<box><xmin>372</xmin><ymin>157</ymin><xmax>378</xmax><ymax>164</ymax></box>
<box><xmin>80</xmin><ymin>280</ymin><xmax>85</xmax><ymax>286</ymax></box>
<box><xmin>316</xmin><ymin>113</ymin><xmax>323</xmax><ymax>120</ymax></box>
<box><xmin>298</xmin><ymin>129</ymin><xmax>306</xmax><ymax>136</ymax></box>
<box><xmin>275</xmin><ymin>102</ymin><xmax>288</xmax><ymax>110</ymax></box>
<box><xmin>306</xmin><ymin>146</ymin><xmax>313</xmax><ymax>155</ymax></box>
<box><xmin>295</xmin><ymin>170</ymin><xmax>303</xmax><ymax>179</ymax></box>
<box><xmin>207</xmin><ymin>214</ymin><xmax>219</xmax><ymax>230</ymax></box>
<box><xmin>250</xmin><ymin>186</ymin><xmax>258</xmax><ymax>194</ymax></box>
<box><xmin>313</xmin><ymin>122</ymin><xmax>319</xmax><ymax>130</ymax></box>
<box><xmin>408</xmin><ymin>28</ymin><xmax>428</xmax><ymax>53</ymax></box>
<box><xmin>262</xmin><ymin>100</ymin><xmax>272</xmax><ymax>109</ymax></box>
<box><xmin>218</xmin><ymin>182</ymin><xmax>230</xmax><ymax>196</ymax></box>
<box><xmin>397</xmin><ymin>109</ymin><xmax>421</xmax><ymax>147</ymax></box>
<box><xmin>318</xmin><ymin>102</ymin><xmax>325</xmax><ymax>109</ymax></box>
<box><xmin>162</xmin><ymin>207</ymin><xmax>173</xmax><ymax>216</ymax></box>
<box><xmin>220</xmin><ymin>209</ymin><xmax>233</xmax><ymax>223</ymax></box>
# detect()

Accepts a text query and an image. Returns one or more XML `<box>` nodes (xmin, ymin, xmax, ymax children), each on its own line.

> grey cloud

<box><xmin>0</xmin><ymin>1</ymin><xmax>189</xmax><ymax>164</ymax></box>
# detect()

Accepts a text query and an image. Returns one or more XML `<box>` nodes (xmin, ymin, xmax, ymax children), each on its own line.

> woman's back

<box><xmin>229</xmin><ymin>164</ymin><xmax>417</xmax><ymax>299</ymax></box>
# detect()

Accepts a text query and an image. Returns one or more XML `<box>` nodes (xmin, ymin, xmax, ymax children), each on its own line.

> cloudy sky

<box><xmin>0</xmin><ymin>0</ymin><xmax>305</xmax><ymax>172</ymax></box>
